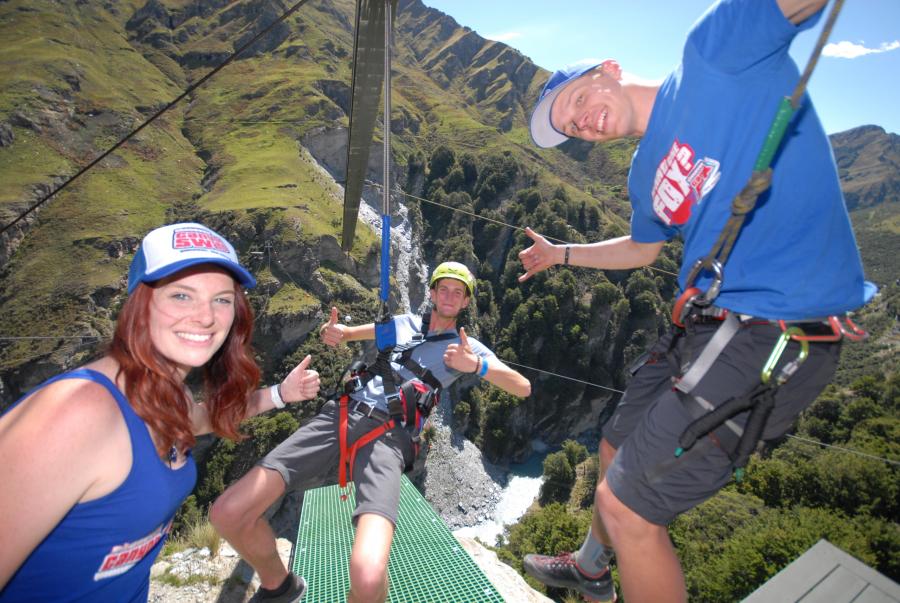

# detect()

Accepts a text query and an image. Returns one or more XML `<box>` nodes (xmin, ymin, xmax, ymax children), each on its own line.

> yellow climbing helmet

<box><xmin>429</xmin><ymin>261</ymin><xmax>475</xmax><ymax>296</ymax></box>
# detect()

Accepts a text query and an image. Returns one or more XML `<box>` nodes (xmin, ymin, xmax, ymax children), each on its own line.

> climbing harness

<box><xmin>669</xmin><ymin>299</ymin><xmax>863</xmax><ymax>479</ymax></box>
<box><xmin>666</xmin><ymin>0</ymin><xmax>869</xmax><ymax>476</ymax></box>
<box><xmin>670</xmin><ymin>313</ymin><xmax>811</xmax><ymax>479</ymax></box>
<box><xmin>336</xmin><ymin>313</ymin><xmax>459</xmax><ymax>497</ymax></box>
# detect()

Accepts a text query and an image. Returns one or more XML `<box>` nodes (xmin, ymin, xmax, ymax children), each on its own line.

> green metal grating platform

<box><xmin>293</xmin><ymin>475</ymin><xmax>504</xmax><ymax>602</ymax></box>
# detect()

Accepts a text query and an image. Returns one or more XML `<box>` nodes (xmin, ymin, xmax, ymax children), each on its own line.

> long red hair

<box><xmin>108</xmin><ymin>278</ymin><xmax>260</xmax><ymax>456</ymax></box>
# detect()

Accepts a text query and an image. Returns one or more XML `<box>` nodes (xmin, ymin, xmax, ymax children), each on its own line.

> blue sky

<box><xmin>422</xmin><ymin>0</ymin><xmax>899</xmax><ymax>135</ymax></box>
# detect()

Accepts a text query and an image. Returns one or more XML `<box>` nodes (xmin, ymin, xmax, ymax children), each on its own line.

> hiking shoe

<box><xmin>523</xmin><ymin>552</ymin><xmax>615</xmax><ymax>602</ymax></box>
<box><xmin>249</xmin><ymin>574</ymin><xmax>307</xmax><ymax>603</ymax></box>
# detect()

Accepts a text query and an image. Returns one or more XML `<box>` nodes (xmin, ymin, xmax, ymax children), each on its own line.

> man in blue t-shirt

<box><xmin>517</xmin><ymin>0</ymin><xmax>875</xmax><ymax>601</ymax></box>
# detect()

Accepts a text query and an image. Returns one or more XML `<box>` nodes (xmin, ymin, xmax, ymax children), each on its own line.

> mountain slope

<box><xmin>831</xmin><ymin>125</ymin><xmax>900</xmax><ymax>286</ymax></box>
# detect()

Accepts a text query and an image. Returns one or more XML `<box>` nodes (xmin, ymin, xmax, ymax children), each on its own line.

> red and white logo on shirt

<box><xmin>652</xmin><ymin>140</ymin><xmax>721</xmax><ymax>226</ymax></box>
<box><xmin>94</xmin><ymin>520</ymin><xmax>172</xmax><ymax>581</ymax></box>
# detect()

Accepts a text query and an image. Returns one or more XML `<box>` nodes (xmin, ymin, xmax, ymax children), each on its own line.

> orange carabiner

<box><xmin>672</xmin><ymin>287</ymin><xmax>703</xmax><ymax>328</ymax></box>
<box><xmin>778</xmin><ymin>315</ymin><xmax>868</xmax><ymax>343</ymax></box>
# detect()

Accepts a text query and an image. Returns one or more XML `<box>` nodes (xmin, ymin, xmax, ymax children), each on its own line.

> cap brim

<box><xmin>530</xmin><ymin>84</ymin><xmax>571</xmax><ymax>149</ymax></box>
<box><xmin>140</xmin><ymin>258</ymin><xmax>256</xmax><ymax>291</ymax></box>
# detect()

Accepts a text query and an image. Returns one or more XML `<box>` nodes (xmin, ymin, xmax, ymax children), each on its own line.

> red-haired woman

<box><xmin>0</xmin><ymin>223</ymin><xmax>320</xmax><ymax>603</ymax></box>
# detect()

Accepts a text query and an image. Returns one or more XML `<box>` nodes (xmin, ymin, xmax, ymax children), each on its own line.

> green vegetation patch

<box><xmin>0</xmin><ymin>128</ymin><xmax>72</xmax><ymax>210</ymax></box>
<box><xmin>267</xmin><ymin>281</ymin><xmax>319</xmax><ymax>315</ymax></box>
<box><xmin>0</xmin><ymin>1</ymin><xmax>179</xmax><ymax>116</ymax></box>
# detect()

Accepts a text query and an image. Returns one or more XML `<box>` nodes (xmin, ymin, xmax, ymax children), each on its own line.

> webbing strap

<box><xmin>379</xmin><ymin>0</ymin><xmax>393</xmax><ymax>303</ymax></box>
<box><xmin>338</xmin><ymin>394</ymin><xmax>396</xmax><ymax>496</ymax></box>
<box><xmin>375</xmin><ymin>323</ymin><xmax>456</xmax><ymax>395</ymax></box>
<box><xmin>679</xmin><ymin>392</ymin><xmax>744</xmax><ymax>443</ymax></box>
<box><xmin>340</xmin><ymin>0</ymin><xmax>398</xmax><ymax>251</ymax></box>
<box><xmin>675</xmin><ymin>313</ymin><xmax>741</xmax><ymax>394</ymax></box>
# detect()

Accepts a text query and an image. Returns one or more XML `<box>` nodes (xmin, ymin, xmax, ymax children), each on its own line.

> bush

<box><xmin>539</xmin><ymin>451</ymin><xmax>574</xmax><ymax>505</ymax></box>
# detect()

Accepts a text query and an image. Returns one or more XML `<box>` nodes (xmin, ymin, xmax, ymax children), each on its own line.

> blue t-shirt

<box><xmin>1</xmin><ymin>369</ymin><xmax>197</xmax><ymax>603</ymax></box>
<box><xmin>350</xmin><ymin>314</ymin><xmax>495</xmax><ymax>413</ymax></box>
<box><xmin>628</xmin><ymin>0</ymin><xmax>875</xmax><ymax>319</ymax></box>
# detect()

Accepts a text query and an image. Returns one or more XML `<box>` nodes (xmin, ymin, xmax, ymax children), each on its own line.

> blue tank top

<box><xmin>0</xmin><ymin>369</ymin><xmax>197</xmax><ymax>603</ymax></box>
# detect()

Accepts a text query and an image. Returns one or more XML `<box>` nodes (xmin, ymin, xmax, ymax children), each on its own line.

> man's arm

<box><xmin>443</xmin><ymin>328</ymin><xmax>532</xmax><ymax>398</ymax></box>
<box><xmin>320</xmin><ymin>306</ymin><xmax>375</xmax><ymax>346</ymax></box>
<box><xmin>777</xmin><ymin>0</ymin><xmax>827</xmax><ymax>25</ymax></box>
<box><xmin>517</xmin><ymin>227</ymin><xmax>664</xmax><ymax>282</ymax></box>
<box><xmin>480</xmin><ymin>357</ymin><xmax>532</xmax><ymax>398</ymax></box>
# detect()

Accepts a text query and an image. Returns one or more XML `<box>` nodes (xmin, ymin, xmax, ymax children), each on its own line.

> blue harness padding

<box><xmin>374</xmin><ymin>211</ymin><xmax>396</xmax><ymax>351</ymax></box>
<box><xmin>375</xmin><ymin>316</ymin><xmax>397</xmax><ymax>351</ymax></box>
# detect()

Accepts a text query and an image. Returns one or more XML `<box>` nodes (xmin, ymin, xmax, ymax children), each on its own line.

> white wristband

<box><xmin>270</xmin><ymin>383</ymin><xmax>285</xmax><ymax>409</ymax></box>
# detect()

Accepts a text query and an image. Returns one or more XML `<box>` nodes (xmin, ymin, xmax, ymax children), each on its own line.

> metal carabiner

<box><xmin>671</xmin><ymin>259</ymin><xmax>724</xmax><ymax>327</ymax></box>
<box><xmin>761</xmin><ymin>326</ymin><xmax>809</xmax><ymax>385</ymax></box>
<box><xmin>683</xmin><ymin>258</ymin><xmax>724</xmax><ymax>307</ymax></box>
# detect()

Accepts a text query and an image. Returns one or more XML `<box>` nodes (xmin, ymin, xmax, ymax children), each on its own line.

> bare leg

<box><xmin>209</xmin><ymin>466</ymin><xmax>289</xmax><ymax>589</ymax></box>
<box><xmin>346</xmin><ymin>513</ymin><xmax>395</xmax><ymax>603</ymax></box>
<box><xmin>589</xmin><ymin>438</ymin><xmax>618</xmax><ymax>547</ymax></box>
<box><xmin>597</xmin><ymin>479</ymin><xmax>686</xmax><ymax>603</ymax></box>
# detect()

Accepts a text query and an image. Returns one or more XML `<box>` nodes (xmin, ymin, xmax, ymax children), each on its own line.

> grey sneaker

<box><xmin>249</xmin><ymin>574</ymin><xmax>307</xmax><ymax>603</ymax></box>
<box><xmin>523</xmin><ymin>552</ymin><xmax>615</xmax><ymax>602</ymax></box>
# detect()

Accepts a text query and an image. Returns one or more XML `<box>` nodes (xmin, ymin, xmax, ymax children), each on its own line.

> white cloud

<box><xmin>823</xmin><ymin>39</ymin><xmax>900</xmax><ymax>59</ymax></box>
<box><xmin>485</xmin><ymin>31</ymin><xmax>522</xmax><ymax>42</ymax></box>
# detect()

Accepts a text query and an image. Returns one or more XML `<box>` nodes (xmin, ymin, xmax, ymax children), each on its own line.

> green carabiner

<box><xmin>761</xmin><ymin>326</ymin><xmax>809</xmax><ymax>385</ymax></box>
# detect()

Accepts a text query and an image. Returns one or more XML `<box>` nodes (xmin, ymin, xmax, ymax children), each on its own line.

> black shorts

<box><xmin>259</xmin><ymin>400</ymin><xmax>408</xmax><ymax>526</ymax></box>
<box><xmin>603</xmin><ymin>321</ymin><xmax>840</xmax><ymax>525</ymax></box>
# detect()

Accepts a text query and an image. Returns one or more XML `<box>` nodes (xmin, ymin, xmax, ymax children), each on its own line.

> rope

<box><xmin>0</xmin><ymin>336</ymin><xmax>100</xmax><ymax>341</ymax></box>
<box><xmin>501</xmin><ymin>359</ymin><xmax>624</xmax><ymax>395</ymax></box>
<box><xmin>0</xmin><ymin>0</ymin><xmax>314</xmax><ymax>235</ymax></box>
<box><xmin>784</xmin><ymin>433</ymin><xmax>900</xmax><ymax>467</ymax></box>
<box><xmin>791</xmin><ymin>0</ymin><xmax>845</xmax><ymax>108</ymax></box>
<box><xmin>3</xmin><ymin>330</ymin><xmax>895</xmax><ymax>468</ymax></box>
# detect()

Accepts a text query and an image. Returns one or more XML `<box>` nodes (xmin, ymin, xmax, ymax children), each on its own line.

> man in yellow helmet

<box><xmin>212</xmin><ymin>261</ymin><xmax>531</xmax><ymax>603</ymax></box>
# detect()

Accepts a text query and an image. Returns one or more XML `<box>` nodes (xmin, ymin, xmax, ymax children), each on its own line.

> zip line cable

<box><xmin>784</xmin><ymin>433</ymin><xmax>900</xmax><ymax>467</ymax></box>
<box><xmin>364</xmin><ymin>181</ymin><xmax>680</xmax><ymax>279</ymax></box>
<box><xmin>0</xmin><ymin>0</ymin><xmax>314</xmax><ymax>236</ymax></box>
<box><xmin>2</xmin><ymin>327</ymin><xmax>896</xmax><ymax>468</ymax></box>
<box><xmin>0</xmin><ymin>336</ymin><xmax>100</xmax><ymax>341</ymax></box>
<box><xmin>501</xmin><ymin>359</ymin><xmax>625</xmax><ymax>396</ymax></box>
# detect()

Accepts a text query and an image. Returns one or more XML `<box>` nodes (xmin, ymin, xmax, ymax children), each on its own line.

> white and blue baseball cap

<box><xmin>530</xmin><ymin>60</ymin><xmax>601</xmax><ymax>148</ymax></box>
<box><xmin>127</xmin><ymin>222</ymin><xmax>256</xmax><ymax>293</ymax></box>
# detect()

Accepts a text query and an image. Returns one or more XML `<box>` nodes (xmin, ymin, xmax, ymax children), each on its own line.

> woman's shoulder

<box><xmin>12</xmin><ymin>363</ymin><xmax>126</xmax><ymax>440</ymax></box>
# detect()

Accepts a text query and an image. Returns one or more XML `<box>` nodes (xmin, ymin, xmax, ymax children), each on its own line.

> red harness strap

<box><xmin>337</xmin><ymin>395</ymin><xmax>396</xmax><ymax>499</ymax></box>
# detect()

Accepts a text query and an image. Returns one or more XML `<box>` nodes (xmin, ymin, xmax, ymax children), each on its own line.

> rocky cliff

<box><xmin>830</xmin><ymin>125</ymin><xmax>900</xmax><ymax>211</ymax></box>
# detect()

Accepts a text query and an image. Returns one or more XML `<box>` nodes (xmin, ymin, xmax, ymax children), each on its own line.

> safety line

<box><xmin>0</xmin><ymin>336</ymin><xmax>100</xmax><ymax>341</ymax></box>
<box><xmin>500</xmin><ymin>359</ymin><xmax>625</xmax><ymax>395</ymax></box>
<box><xmin>2</xmin><ymin>331</ymin><xmax>895</xmax><ymax>468</ymax></box>
<box><xmin>784</xmin><ymin>433</ymin><xmax>900</xmax><ymax>467</ymax></box>
<box><xmin>0</xmin><ymin>0</ymin><xmax>314</xmax><ymax>235</ymax></box>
